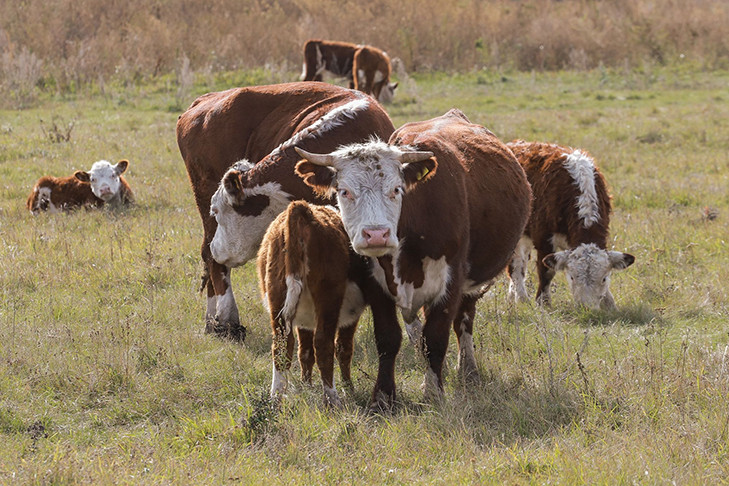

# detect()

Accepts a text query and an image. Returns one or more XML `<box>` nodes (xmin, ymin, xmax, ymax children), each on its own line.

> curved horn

<box><xmin>295</xmin><ymin>147</ymin><xmax>336</xmax><ymax>167</ymax></box>
<box><xmin>397</xmin><ymin>150</ymin><xmax>434</xmax><ymax>164</ymax></box>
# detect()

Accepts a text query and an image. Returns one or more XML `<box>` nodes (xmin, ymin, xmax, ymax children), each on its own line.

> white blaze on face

<box><xmin>545</xmin><ymin>243</ymin><xmax>634</xmax><ymax>310</ymax></box>
<box><xmin>85</xmin><ymin>160</ymin><xmax>123</xmax><ymax>202</ymax></box>
<box><xmin>209</xmin><ymin>176</ymin><xmax>291</xmax><ymax>268</ymax></box>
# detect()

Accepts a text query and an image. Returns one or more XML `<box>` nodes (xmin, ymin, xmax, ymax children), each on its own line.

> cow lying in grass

<box><xmin>506</xmin><ymin>141</ymin><xmax>635</xmax><ymax>310</ymax></box>
<box><xmin>26</xmin><ymin>159</ymin><xmax>134</xmax><ymax>214</ymax></box>
<box><xmin>258</xmin><ymin>201</ymin><xmax>368</xmax><ymax>407</ymax></box>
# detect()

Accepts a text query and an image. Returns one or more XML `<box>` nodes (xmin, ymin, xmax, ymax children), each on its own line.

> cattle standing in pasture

<box><xmin>176</xmin><ymin>82</ymin><xmax>394</xmax><ymax>342</ymax></box>
<box><xmin>259</xmin><ymin>201</ymin><xmax>368</xmax><ymax>407</ymax></box>
<box><xmin>506</xmin><ymin>141</ymin><xmax>635</xmax><ymax>310</ymax></box>
<box><xmin>296</xmin><ymin>109</ymin><xmax>532</xmax><ymax>407</ymax></box>
<box><xmin>301</xmin><ymin>39</ymin><xmax>398</xmax><ymax>103</ymax></box>
<box><xmin>26</xmin><ymin>159</ymin><xmax>134</xmax><ymax>213</ymax></box>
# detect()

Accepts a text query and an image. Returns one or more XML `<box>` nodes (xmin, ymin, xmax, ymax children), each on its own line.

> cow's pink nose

<box><xmin>362</xmin><ymin>227</ymin><xmax>391</xmax><ymax>247</ymax></box>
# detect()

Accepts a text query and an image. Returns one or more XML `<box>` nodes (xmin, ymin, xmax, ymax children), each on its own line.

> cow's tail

<box><xmin>280</xmin><ymin>202</ymin><xmax>313</xmax><ymax>324</ymax></box>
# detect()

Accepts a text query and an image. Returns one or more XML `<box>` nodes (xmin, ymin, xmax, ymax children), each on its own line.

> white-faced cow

<box><xmin>259</xmin><ymin>201</ymin><xmax>369</xmax><ymax>407</ymax></box>
<box><xmin>506</xmin><ymin>141</ymin><xmax>635</xmax><ymax>310</ymax></box>
<box><xmin>296</xmin><ymin>109</ymin><xmax>532</xmax><ymax>407</ymax></box>
<box><xmin>301</xmin><ymin>39</ymin><xmax>398</xmax><ymax>103</ymax></box>
<box><xmin>176</xmin><ymin>82</ymin><xmax>394</xmax><ymax>342</ymax></box>
<box><xmin>26</xmin><ymin>159</ymin><xmax>134</xmax><ymax>214</ymax></box>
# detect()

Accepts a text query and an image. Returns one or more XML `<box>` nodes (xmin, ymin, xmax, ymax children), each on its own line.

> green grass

<box><xmin>1</xmin><ymin>67</ymin><xmax>728</xmax><ymax>484</ymax></box>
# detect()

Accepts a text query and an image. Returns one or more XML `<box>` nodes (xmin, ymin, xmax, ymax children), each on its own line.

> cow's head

<box><xmin>209</xmin><ymin>160</ymin><xmax>292</xmax><ymax>268</ymax></box>
<box><xmin>377</xmin><ymin>82</ymin><xmax>398</xmax><ymax>104</ymax></box>
<box><xmin>74</xmin><ymin>159</ymin><xmax>128</xmax><ymax>202</ymax></box>
<box><xmin>543</xmin><ymin>243</ymin><xmax>635</xmax><ymax>310</ymax></box>
<box><xmin>295</xmin><ymin>141</ymin><xmax>436</xmax><ymax>257</ymax></box>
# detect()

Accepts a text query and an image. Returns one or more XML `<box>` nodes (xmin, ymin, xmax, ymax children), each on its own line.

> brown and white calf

<box><xmin>176</xmin><ymin>82</ymin><xmax>394</xmax><ymax>342</ymax></box>
<box><xmin>259</xmin><ymin>201</ymin><xmax>368</xmax><ymax>407</ymax></box>
<box><xmin>296</xmin><ymin>109</ymin><xmax>532</xmax><ymax>406</ymax></box>
<box><xmin>301</xmin><ymin>39</ymin><xmax>398</xmax><ymax>103</ymax></box>
<box><xmin>26</xmin><ymin>159</ymin><xmax>134</xmax><ymax>213</ymax></box>
<box><xmin>506</xmin><ymin>141</ymin><xmax>635</xmax><ymax>310</ymax></box>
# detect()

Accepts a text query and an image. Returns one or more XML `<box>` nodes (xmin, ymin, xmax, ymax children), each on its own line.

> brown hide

<box><xmin>258</xmin><ymin>201</ymin><xmax>368</xmax><ymax>404</ymax></box>
<box><xmin>26</xmin><ymin>175</ymin><xmax>102</xmax><ymax>213</ymax></box>
<box><xmin>507</xmin><ymin>141</ymin><xmax>611</xmax><ymax>250</ymax></box>
<box><xmin>352</xmin><ymin>45</ymin><xmax>393</xmax><ymax>99</ymax></box>
<box><xmin>176</xmin><ymin>82</ymin><xmax>394</xmax><ymax>340</ymax></box>
<box><xmin>365</xmin><ymin>109</ymin><xmax>531</xmax><ymax>405</ymax></box>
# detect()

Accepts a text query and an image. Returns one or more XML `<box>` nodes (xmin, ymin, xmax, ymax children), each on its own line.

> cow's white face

<box><xmin>543</xmin><ymin>243</ymin><xmax>635</xmax><ymax>310</ymax></box>
<box><xmin>377</xmin><ymin>82</ymin><xmax>398</xmax><ymax>104</ymax></box>
<box><xmin>295</xmin><ymin>141</ymin><xmax>436</xmax><ymax>258</ymax></box>
<box><xmin>209</xmin><ymin>160</ymin><xmax>292</xmax><ymax>268</ymax></box>
<box><xmin>75</xmin><ymin>160</ymin><xmax>128</xmax><ymax>202</ymax></box>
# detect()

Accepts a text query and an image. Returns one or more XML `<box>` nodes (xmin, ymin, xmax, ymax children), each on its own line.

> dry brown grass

<box><xmin>1</xmin><ymin>0</ymin><xmax>728</xmax><ymax>103</ymax></box>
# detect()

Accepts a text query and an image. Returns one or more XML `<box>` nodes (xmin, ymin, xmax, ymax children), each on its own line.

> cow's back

<box><xmin>508</xmin><ymin>140</ymin><xmax>610</xmax><ymax>248</ymax></box>
<box><xmin>391</xmin><ymin>109</ymin><xmax>531</xmax><ymax>282</ymax></box>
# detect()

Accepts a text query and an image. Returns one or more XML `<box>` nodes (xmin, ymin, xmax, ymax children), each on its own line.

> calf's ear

<box><xmin>608</xmin><ymin>251</ymin><xmax>635</xmax><ymax>270</ymax></box>
<box><xmin>222</xmin><ymin>170</ymin><xmax>245</xmax><ymax>201</ymax></box>
<box><xmin>402</xmin><ymin>155</ymin><xmax>437</xmax><ymax>189</ymax></box>
<box><xmin>543</xmin><ymin>251</ymin><xmax>569</xmax><ymax>271</ymax></box>
<box><xmin>74</xmin><ymin>171</ymin><xmax>90</xmax><ymax>182</ymax></box>
<box><xmin>115</xmin><ymin>159</ymin><xmax>129</xmax><ymax>174</ymax></box>
<box><xmin>295</xmin><ymin>160</ymin><xmax>336</xmax><ymax>196</ymax></box>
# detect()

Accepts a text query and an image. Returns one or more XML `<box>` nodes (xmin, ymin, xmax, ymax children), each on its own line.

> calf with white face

<box><xmin>294</xmin><ymin>142</ymin><xmax>436</xmax><ymax>258</ymax></box>
<box><xmin>74</xmin><ymin>159</ymin><xmax>134</xmax><ymax>208</ymax></box>
<box><xmin>543</xmin><ymin>243</ymin><xmax>634</xmax><ymax>310</ymax></box>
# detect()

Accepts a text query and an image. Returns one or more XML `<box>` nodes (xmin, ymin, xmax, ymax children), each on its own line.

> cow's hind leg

<box><xmin>335</xmin><ymin>323</ymin><xmax>358</xmax><ymax>391</ymax></box>
<box><xmin>314</xmin><ymin>305</ymin><xmax>342</xmax><ymax>408</ymax></box>
<box><xmin>453</xmin><ymin>293</ymin><xmax>481</xmax><ymax>381</ymax></box>
<box><xmin>297</xmin><ymin>328</ymin><xmax>315</xmax><ymax>385</ymax></box>
<box><xmin>535</xmin><ymin>246</ymin><xmax>556</xmax><ymax>306</ymax></box>
<box><xmin>271</xmin><ymin>316</ymin><xmax>295</xmax><ymax>399</ymax></box>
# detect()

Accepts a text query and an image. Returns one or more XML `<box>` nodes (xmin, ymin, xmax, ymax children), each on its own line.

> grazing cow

<box><xmin>506</xmin><ymin>141</ymin><xmax>635</xmax><ymax>310</ymax></box>
<box><xmin>26</xmin><ymin>159</ymin><xmax>134</xmax><ymax>213</ymax></box>
<box><xmin>176</xmin><ymin>82</ymin><xmax>394</xmax><ymax>342</ymax></box>
<box><xmin>259</xmin><ymin>201</ymin><xmax>368</xmax><ymax>407</ymax></box>
<box><xmin>301</xmin><ymin>39</ymin><xmax>398</xmax><ymax>103</ymax></box>
<box><xmin>296</xmin><ymin>109</ymin><xmax>532</xmax><ymax>407</ymax></box>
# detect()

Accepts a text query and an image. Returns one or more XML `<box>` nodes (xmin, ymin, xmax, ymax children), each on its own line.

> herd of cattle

<box><xmin>25</xmin><ymin>40</ymin><xmax>635</xmax><ymax>409</ymax></box>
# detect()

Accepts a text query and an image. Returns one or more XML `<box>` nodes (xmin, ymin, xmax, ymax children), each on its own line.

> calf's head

<box><xmin>74</xmin><ymin>159</ymin><xmax>128</xmax><ymax>202</ymax></box>
<box><xmin>295</xmin><ymin>141</ymin><xmax>435</xmax><ymax>257</ymax></box>
<box><xmin>377</xmin><ymin>82</ymin><xmax>398</xmax><ymax>104</ymax></box>
<box><xmin>543</xmin><ymin>243</ymin><xmax>635</xmax><ymax>310</ymax></box>
<box><xmin>209</xmin><ymin>160</ymin><xmax>292</xmax><ymax>268</ymax></box>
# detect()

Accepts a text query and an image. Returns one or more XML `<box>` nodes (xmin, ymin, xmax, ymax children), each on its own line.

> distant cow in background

<box><xmin>301</xmin><ymin>39</ymin><xmax>398</xmax><ymax>103</ymax></box>
<box><xmin>27</xmin><ymin>159</ymin><xmax>134</xmax><ymax>213</ymax></box>
<box><xmin>506</xmin><ymin>141</ymin><xmax>635</xmax><ymax>310</ymax></box>
<box><xmin>259</xmin><ymin>201</ymin><xmax>368</xmax><ymax>407</ymax></box>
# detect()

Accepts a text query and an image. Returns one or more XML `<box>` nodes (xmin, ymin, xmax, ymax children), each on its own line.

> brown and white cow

<box><xmin>26</xmin><ymin>159</ymin><xmax>134</xmax><ymax>213</ymax></box>
<box><xmin>301</xmin><ymin>39</ymin><xmax>398</xmax><ymax>103</ymax></box>
<box><xmin>176</xmin><ymin>82</ymin><xmax>394</xmax><ymax>342</ymax></box>
<box><xmin>506</xmin><ymin>141</ymin><xmax>635</xmax><ymax>310</ymax></box>
<box><xmin>259</xmin><ymin>201</ymin><xmax>369</xmax><ymax>407</ymax></box>
<box><xmin>296</xmin><ymin>109</ymin><xmax>532</xmax><ymax>407</ymax></box>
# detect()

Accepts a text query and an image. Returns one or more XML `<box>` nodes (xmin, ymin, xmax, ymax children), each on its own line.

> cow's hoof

<box><xmin>206</xmin><ymin>318</ymin><xmax>247</xmax><ymax>343</ymax></box>
<box><xmin>367</xmin><ymin>390</ymin><xmax>395</xmax><ymax>415</ymax></box>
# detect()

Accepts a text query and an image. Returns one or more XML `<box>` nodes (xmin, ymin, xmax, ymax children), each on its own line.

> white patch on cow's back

<box><xmin>563</xmin><ymin>150</ymin><xmax>600</xmax><ymax>228</ymax></box>
<box><xmin>270</xmin><ymin>96</ymin><xmax>369</xmax><ymax>159</ymax></box>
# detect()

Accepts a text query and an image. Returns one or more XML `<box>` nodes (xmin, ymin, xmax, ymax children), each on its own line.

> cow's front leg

<box><xmin>367</xmin><ymin>283</ymin><xmax>401</xmax><ymax>412</ymax></box>
<box><xmin>210</xmin><ymin>262</ymin><xmax>245</xmax><ymax>341</ymax></box>
<box><xmin>335</xmin><ymin>323</ymin><xmax>357</xmax><ymax>391</ymax></box>
<box><xmin>535</xmin><ymin>249</ymin><xmax>556</xmax><ymax>307</ymax></box>
<box><xmin>508</xmin><ymin>236</ymin><xmax>533</xmax><ymax>303</ymax></box>
<box><xmin>297</xmin><ymin>328</ymin><xmax>315</xmax><ymax>384</ymax></box>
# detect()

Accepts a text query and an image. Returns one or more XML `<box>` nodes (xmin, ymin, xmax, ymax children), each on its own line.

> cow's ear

<box><xmin>543</xmin><ymin>251</ymin><xmax>569</xmax><ymax>271</ymax></box>
<box><xmin>295</xmin><ymin>160</ymin><xmax>336</xmax><ymax>196</ymax></box>
<box><xmin>391</xmin><ymin>82</ymin><xmax>398</xmax><ymax>91</ymax></box>
<box><xmin>74</xmin><ymin>171</ymin><xmax>90</xmax><ymax>182</ymax></box>
<box><xmin>115</xmin><ymin>159</ymin><xmax>129</xmax><ymax>175</ymax></box>
<box><xmin>402</xmin><ymin>156</ymin><xmax>437</xmax><ymax>189</ymax></box>
<box><xmin>608</xmin><ymin>251</ymin><xmax>635</xmax><ymax>270</ymax></box>
<box><xmin>222</xmin><ymin>170</ymin><xmax>245</xmax><ymax>201</ymax></box>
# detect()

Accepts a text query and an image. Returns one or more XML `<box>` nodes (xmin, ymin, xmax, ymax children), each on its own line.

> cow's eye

<box><xmin>390</xmin><ymin>186</ymin><xmax>404</xmax><ymax>198</ymax></box>
<box><xmin>339</xmin><ymin>188</ymin><xmax>353</xmax><ymax>200</ymax></box>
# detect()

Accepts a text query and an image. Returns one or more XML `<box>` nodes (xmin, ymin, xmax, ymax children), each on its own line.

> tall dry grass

<box><xmin>1</xmin><ymin>0</ymin><xmax>728</xmax><ymax>105</ymax></box>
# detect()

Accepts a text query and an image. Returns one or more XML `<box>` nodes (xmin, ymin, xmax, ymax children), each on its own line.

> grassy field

<box><xmin>1</xmin><ymin>66</ymin><xmax>728</xmax><ymax>484</ymax></box>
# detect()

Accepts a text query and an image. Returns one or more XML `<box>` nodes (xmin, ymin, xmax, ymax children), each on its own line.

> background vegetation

<box><xmin>2</xmin><ymin>0</ymin><xmax>729</xmax><ymax>107</ymax></box>
<box><xmin>1</xmin><ymin>1</ymin><xmax>729</xmax><ymax>484</ymax></box>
